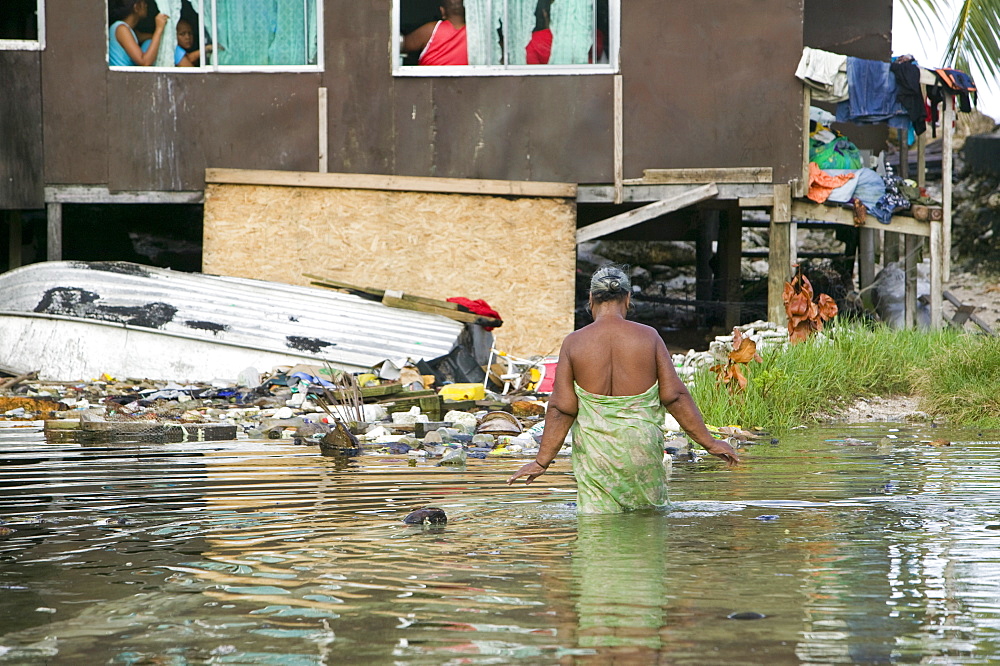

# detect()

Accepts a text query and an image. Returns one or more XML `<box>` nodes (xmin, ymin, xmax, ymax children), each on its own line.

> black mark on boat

<box><xmin>34</xmin><ymin>287</ymin><xmax>177</xmax><ymax>329</ymax></box>
<box><xmin>81</xmin><ymin>262</ymin><xmax>153</xmax><ymax>277</ymax></box>
<box><xmin>286</xmin><ymin>335</ymin><xmax>334</xmax><ymax>353</ymax></box>
<box><xmin>185</xmin><ymin>320</ymin><xmax>230</xmax><ymax>334</ymax></box>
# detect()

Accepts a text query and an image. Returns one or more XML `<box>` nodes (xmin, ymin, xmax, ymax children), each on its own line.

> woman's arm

<box><xmin>655</xmin><ymin>339</ymin><xmax>740</xmax><ymax>467</ymax></box>
<box><xmin>402</xmin><ymin>21</ymin><xmax>436</xmax><ymax>53</ymax></box>
<box><xmin>118</xmin><ymin>13</ymin><xmax>168</xmax><ymax>67</ymax></box>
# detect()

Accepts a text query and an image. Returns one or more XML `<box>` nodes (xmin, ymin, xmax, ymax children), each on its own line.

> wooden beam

<box><xmin>768</xmin><ymin>184</ymin><xmax>792</xmax><ymax>325</ymax></box>
<box><xmin>790</xmin><ymin>200</ymin><xmax>931</xmax><ymax>237</ymax></box>
<box><xmin>613</xmin><ymin>74</ymin><xmax>624</xmax><ymax>204</ymax></box>
<box><xmin>575</xmin><ymin>183</ymin><xmax>718</xmax><ymax>244</ymax></box>
<box><xmin>46</xmin><ymin>203</ymin><xmax>61</xmax><ymax>261</ymax></box>
<box><xmin>45</xmin><ymin>186</ymin><xmax>204</xmax><ymax>204</ymax></box>
<box><xmin>635</xmin><ymin>167</ymin><xmax>773</xmax><ymax>185</ymax></box>
<box><xmin>205</xmin><ymin>168</ymin><xmax>577</xmax><ymax>199</ymax></box>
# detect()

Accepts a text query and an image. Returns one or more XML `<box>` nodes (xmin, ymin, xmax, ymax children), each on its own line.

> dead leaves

<box><xmin>710</xmin><ymin>328</ymin><xmax>763</xmax><ymax>393</ymax></box>
<box><xmin>783</xmin><ymin>269</ymin><xmax>839</xmax><ymax>344</ymax></box>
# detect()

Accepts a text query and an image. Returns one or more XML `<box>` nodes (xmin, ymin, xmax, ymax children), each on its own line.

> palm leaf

<box><xmin>942</xmin><ymin>0</ymin><xmax>1000</xmax><ymax>81</ymax></box>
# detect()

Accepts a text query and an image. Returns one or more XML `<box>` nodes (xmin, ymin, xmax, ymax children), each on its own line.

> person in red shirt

<box><xmin>525</xmin><ymin>0</ymin><xmax>552</xmax><ymax>65</ymax></box>
<box><xmin>403</xmin><ymin>0</ymin><xmax>467</xmax><ymax>66</ymax></box>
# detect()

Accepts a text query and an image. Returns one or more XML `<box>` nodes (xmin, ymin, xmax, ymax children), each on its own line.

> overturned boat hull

<box><xmin>0</xmin><ymin>261</ymin><xmax>469</xmax><ymax>381</ymax></box>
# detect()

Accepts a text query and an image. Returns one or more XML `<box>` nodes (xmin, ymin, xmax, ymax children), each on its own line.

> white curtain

<box><xmin>549</xmin><ymin>0</ymin><xmax>594</xmax><ymax>65</ymax></box>
<box><xmin>154</xmin><ymin>0</ymin><xmax>182</xmax><ymax>67</ymax></box>
<box><xmin>504</xmin><ymin>0</ymin><xmax>537</xmax><ymax>65</ymax></box>
<box><xmin>465</xmin><ymin>0</ymin><xmax>501</xmax><ymax>65</ymax></box>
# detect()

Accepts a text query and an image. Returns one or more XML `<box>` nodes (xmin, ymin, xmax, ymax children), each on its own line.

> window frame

<box><xmin>106</xmin><ymin>0</ymin><xmax>324</xmax><ymax>73</ymax></box>
<box><xmin>391</xmin><ymin>0</ymin><xmax>619</xmax><ymax>77</ymax></box>
<box><xmin>0</xmin><ymin>0</ymin><xmax>45</xmax><ymax>51</ymax></box>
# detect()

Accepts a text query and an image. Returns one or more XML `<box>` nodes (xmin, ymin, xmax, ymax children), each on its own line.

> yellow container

<box><xmin>438</xmin><ymin>383</ymin><xmax>486</xmax><ymax>401</ymax></box>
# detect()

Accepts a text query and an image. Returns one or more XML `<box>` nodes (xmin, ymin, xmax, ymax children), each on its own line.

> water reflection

<box><xmin>2</xmin><ymin>424</ymin><xmax>1000</xmax><ymax>662</ymax></box>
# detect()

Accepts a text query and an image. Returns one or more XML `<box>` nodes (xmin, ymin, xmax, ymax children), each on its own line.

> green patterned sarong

<box><xmin>572</xmin><ymin>382</ymin><xmax>670</xmax><ymax>514</ymax></box>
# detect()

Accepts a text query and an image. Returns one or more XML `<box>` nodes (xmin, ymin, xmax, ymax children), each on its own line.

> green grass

<box><xmin>689</xmin><ymin>323</ymin><xmax>1000</xmax><ymax>433</ymax></box>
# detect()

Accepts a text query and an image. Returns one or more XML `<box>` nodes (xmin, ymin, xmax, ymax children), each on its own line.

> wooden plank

<box><xmin>575</xmin><ymin>183</ymin><xmax>718</xmax><ymax>244</ymax></box>
<box><xmin>318</xmin><ymin>87</ymin><xmax>328</xmax><ymax>173</ymax></box>
<box><xmin>637</xmin><ymin>167</ymin><xmax>773</xmax><ymax>185</ymax></box>
<box><xmin>790</xmin><ymin>200</ymin><xmax>931</xmax><ymax>237</ymax></box>
<box><xmin>205</xmin><ymin>168</ymin><xmax>577</xmax><ymax>198</ymax></box>
<box><xmin>917</xmin><ymin>124</ymin><xmax>927</xmax><ymax>189</ymax></box>
<box><xmin>381</xmin><ymin>295</ymin><xmax>502</xmax><ymax>327</ymax></box>
<box><xmin>768</xmin><ymin>184</ymin><xmax>792</xmax><ymax>324</ymax></box>
<box><xmin>46</xmin><ymin>202</ymin><xmax>61</xmax><ymax>261</ymax></box>
<box><xmin>905</xmin><ymin>235</ymin><xmax>919</xmax><ymax>328</ymax></box>
<box><xmin>613</xmin><ymin>74</ymin><xmax>624</xmax><ymax>205</ymax></box>
<box><xmin>944</xmin><ymin>291</ymin><xmax>996</xmax><ymax>335</ymax></box>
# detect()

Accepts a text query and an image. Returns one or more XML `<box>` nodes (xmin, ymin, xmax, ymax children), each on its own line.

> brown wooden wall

<box><xmin>0</xmin><ymin>51</ymin><xmax>44</xmax><ymax>209</ymax></box>
<box><xmin>7</xmin><ymin>0</ymin><xmax>893</xmax><ymax>198</ymax></box>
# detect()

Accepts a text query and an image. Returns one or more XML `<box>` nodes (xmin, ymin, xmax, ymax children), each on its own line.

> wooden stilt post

<box><xmin>905</xmin><ymin>234</ymin><xmax>919</xmax><ymax>328</ymax></box>
<box><xmin>7</xmin><ymin>211</ymin><xmax>22</xmax><ymax>269</ymax></box>
<box><xmin>696</xmin><ymin>209</ymin><xmax>718</xmax><ymax>304</ymax></box>
<box><xmin>716</xmin><ymin>202</ymin><xmax>743</xmax><ymax>329</ymax></box>
<box><xmin>930</xmin><ymin>219</ymin><xmax>943</xmax><ymax>328</ymax></box>
<box><xmin>858</xmin><ymin>228</ymin><xmax>875</xmax><ymax>295</ymax></box>
<box><xmin>768</xmin><ymin>183</ymin><xmax>792</xmax><ymax>324</ymax></box>
<box><xmin>942</xmin><ymin>93</ymin><xmax>954</xmax><ymax>282</ymax></box>
<box><xmin>46</xmin><ymin>203</ymin><xmax>62</xmax><ymax>261</ymax></box>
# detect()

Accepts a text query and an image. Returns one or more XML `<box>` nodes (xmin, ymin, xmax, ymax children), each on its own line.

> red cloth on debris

<box><xmin>447</xmin><ymin>297</ymin><xmax>502</xmax><ymax>330</ymax></box>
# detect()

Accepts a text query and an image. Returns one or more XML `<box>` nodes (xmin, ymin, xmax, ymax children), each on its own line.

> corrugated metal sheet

<box><xmin>0</xmin><ymin>261</ymin><xmax>465</xmax><ymax>374</ymax></box>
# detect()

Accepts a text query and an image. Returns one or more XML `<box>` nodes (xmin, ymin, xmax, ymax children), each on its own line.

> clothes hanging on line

<box><xmin>795</xmin><ymin>47</ymin><xmax>849</xmax><ymax>102</ymax></box>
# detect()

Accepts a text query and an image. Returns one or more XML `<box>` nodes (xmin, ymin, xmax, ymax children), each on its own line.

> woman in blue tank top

<box><xmin>108</xmin><ymin>0</ymin><xmax>168</xmax><ymax>67</ymax></box>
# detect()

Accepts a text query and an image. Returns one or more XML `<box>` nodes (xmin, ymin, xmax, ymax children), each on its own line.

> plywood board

<box><xmin>203</xmin><ymin>184</ymin><xmax>576</xmax><ymax>358</ymax></box>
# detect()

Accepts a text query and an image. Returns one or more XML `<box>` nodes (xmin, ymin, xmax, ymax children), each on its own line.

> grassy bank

<box><xmin>689</xmin><ymin>324</ymin><xmax>1000</xmax><ymax>433</ymax></box>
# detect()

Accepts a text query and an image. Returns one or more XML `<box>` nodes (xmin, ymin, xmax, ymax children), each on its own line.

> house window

<box><xmin>394</xmin><ymin>0</ymin><xmax>617</xmax><ymax>76</ymax></box>
<box><xmin>107</xmin><ymin>0</ymin><xmax>321</xmax><ymax>71</ymax></box>
<box><xmin>0</xmin><ymin>0</ymin><xmax>44</xmax><ymax>50</ymax></box>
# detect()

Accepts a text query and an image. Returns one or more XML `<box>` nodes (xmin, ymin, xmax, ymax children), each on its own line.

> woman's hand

<box><xmin>154</xmin><ymin>13</ymin><xmax>169</xmax><ymax>32</ymax></box>
<box><xmin>703</xmin><ymin>439</ymin><xmax>740</xmax><ymax>468</ymax></box>
<box><xmin>507</xmin><ymin>461</ymin><xmax>548</xmax><ymax>485</ymax></box>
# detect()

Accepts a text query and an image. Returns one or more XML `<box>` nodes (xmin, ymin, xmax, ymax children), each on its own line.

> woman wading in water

<box><xmin>508</xmin><ymin>265</ymin><xmax>739</xmax><ymax>513</ymax></box>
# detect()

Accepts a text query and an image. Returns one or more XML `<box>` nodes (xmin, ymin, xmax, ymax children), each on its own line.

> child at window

<box><xmin>174</xmin><ymin>18</ymin><xmax>214</xmax><ymax>66</ymax></box>
<box><xmin>109</xmin><ymin>0</ymin><xmax>168</xmax><ymax>67</ymax></box>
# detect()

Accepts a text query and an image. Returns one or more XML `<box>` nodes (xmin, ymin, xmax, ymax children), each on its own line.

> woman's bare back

<box><xmin>564</xmin><ymin>317</ymin><xmax>662</xmax><ymax>396</ymax></box>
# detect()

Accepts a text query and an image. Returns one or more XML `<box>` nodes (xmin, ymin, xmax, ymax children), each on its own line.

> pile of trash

<box><xmin>0</xmin><ymin>354</ymin><xmax>756</xmax><ymax>463</ymax></box>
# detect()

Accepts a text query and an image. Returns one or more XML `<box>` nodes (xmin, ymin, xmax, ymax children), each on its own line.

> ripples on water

<box><xmin>2</xmin><ymin>422</ymin><xmax>1000</xmax><ymax>663</ymax></box>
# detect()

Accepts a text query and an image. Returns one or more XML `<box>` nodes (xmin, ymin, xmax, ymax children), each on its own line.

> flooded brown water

<box><xmin>2</xmin><ymin>422</ymin><xmax>1000</xmax><ymax>663</ymax></box>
